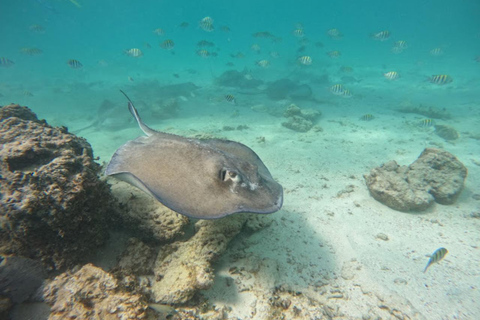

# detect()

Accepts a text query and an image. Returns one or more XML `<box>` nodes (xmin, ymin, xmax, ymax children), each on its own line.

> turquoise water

<box><xmin>2</xmin><ymin>1</ymin><xmax>480</xmax><ymax>319</ymax></box>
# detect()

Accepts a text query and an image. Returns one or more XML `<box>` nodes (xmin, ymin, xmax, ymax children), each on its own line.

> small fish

<box><xmin>391</xmin><ymin>46</ymin><xmax>404</xmax><ymax>54</ymax></box>
<box><xmin>125</xmin><ymin>48</ymin><xmax>143</xmax><ymax>57</ymax></box>
<box><xmin>293</xmin><ymin>28</ymin><xmax>305</xmax><ymax>38</ymax></box>
<box><xmin>220</xmin><ymin>25</ymin><xmax>230</xmax><ymax>32</ymax></box>
<box><xmin>68</xmin><ymin>0</ymin><xmax>81</xmax><ymax>8</ymax></box>
<box><xmin>251</xmin><ymin>44</ymin><xmax>261</xmax><ymax>53</ymax></box>
<box><xmin>327</xmin><ymin>50</ymin><xmax>341</xmax><ymax>58</ymax></box>
<box><xmin>424</xmin><ymin>247</ymin><xmax>448</xmax><ymax>273</ymax></box>
<box><xmin>269</xmin><ymin>51</ymin><xmax>280</xmax><ymax>58</ymax></box>
<box><xmin>330</xmin><ymin>84</ymin><xmax>346</xmax><ymax>95</ymax></box>
<box><xmin>0</xmin><ymin>57</ymin><xmax>15</xmax><ymax>67</ymax></box>
<box><xmin>393</xmin><ymin>40</ymin><xmax>408</xmax><ymax>49</ymax></box>
<box><xmin>429</xmin><ymin>74</ymin><xmax>452</xmax><ymax>85</ymax></box>
<box><xmin>20</xmin><ymin>47</ymin><xmax>43</xmax><ymax>55</ymax></box>
<box><xmin>196</xmin><ymin>49</ymin><xmax>210</xmax><ymax>58</ymax></box>
<box><xmin>341</xmin><ymin>89</ymin><xmax>352</xmax><ymax>98</ymax></box>
<box><xmin>371</xmin><ymin>30</ymin><xmax>390</xmax><ymax>41</ymax></box>
<box><xmin>199</xmin><ymin>16</ymin><xmax>214</xmax><ymax>32</ymax></box>
<box><xmin>430</xmin><ymin>47</ymin><xmax>443</xmax><ymax>56</ymax></box>
<box><xmin>360</xmin><ymin>114</ymin><xmax>374</xmax><ymax>121</ymax></box>
<box><xmin>128</xmin><ymin>76</ymin><xmax>134</xmax><ymax>82</ymax></box>
<box><xmin>230</xmin><ymin>52</ymin><xmax>245</xmax><ymax>59</ymax></box>
<box><xmin>225</xmin><ymin>94</ymin><xmax>236</xmax><ymax>104</ymax></box>
<box><xmin>315</xmin><ymin>41</ymin><xmax>324</xmax><ymax>48</ymax></box>
<box><xmin>148</xmin><ymin>303</ymin><xmax>177</xmax><ymax>316</ymax></box>
<box><xmin>153</xmin><ymin>28</ymin><xmax>165</xmax><ymax>36</ymax></box>
<box><xmin>298</xmin><ymin>55</ymin><xmax>312</xmax><ymax>65</ymax></box>
<box><xmin>67</xmin><ymin>59</ymin><xmax>82</xmax><ymax>69</ymax></box>
<box><xmin>252</xmin><ymin>31</ymin><xmax>275</xmax><ymax>38</ymax></box>
<box><xmin>23</xmin><ymin>90</ymin><xmax>34</xmax><ymax>97</ymax></box>
<box><xmin>178</xmin><ymin>22</ymin><xmax>189</xmax><ymax>28</ymax></box>
<box><xmin>29</xmin><ymin>24</ymin><xmax>45</xmax><ymax>33</ymax></box>
<box><xmin>160</xmin><ymin>39</ymin><xmax>175</xmax><ymax>50</ymax></box>
<box><xmin>475</xmin><ymin>56</ymin><xmax>480</xmax><ymax>62</ymax></box>
<box><xmin>327</xmin><ymin>28</ymin><xmax>343</xmax><ymax>39</ymax></box>
<box><xmin>383</xmin><ymin>71</ymin><xmax>399</xmax><ymax>80</ymax></box>
<box><xmin>419</xmin><ymin>118</ymin><xmax>434</xmax><ymax>127</ymax></box>
<box><xmin>197</xmin><ymin>40</ymin><xmax>215</xmax><ymax>47</ymax></box>
<box><xmin>256</xmin><ymin>60</ymin><xmax>270</xmax><ymax>68</ymax></box>
<box><xmin>340</xmin><ymin>66</ymin><xmax>353</xmax><ymax>73</ymax></box>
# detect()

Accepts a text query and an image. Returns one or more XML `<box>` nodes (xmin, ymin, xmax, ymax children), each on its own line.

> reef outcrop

<box><xmin>43</xmin><ymin>264</ymin><xmax>147</xmax><ymax>320</ymax></box>
<box><xmin>364</xmin><ymin>148</ymin><xmax>467</xmax><ymax>211</ymax></box>
<box><xmin>150</xmin><ymin>214</ymin><xmax>250</xmax><ymax>304</ymax></box>
<box><xmin>282</xmin><ymin>104</ymin><xmax>321</xmax><ymax>132</ymax></box>
<box><xmin>0</xmin><ymin>104</ymin><xmax>116</xmax><ymax>270</ymax></box>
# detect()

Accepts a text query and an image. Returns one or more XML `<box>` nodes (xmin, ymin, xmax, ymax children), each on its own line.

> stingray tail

<box><xmin>120</xmin><ymin>90</ymin><xmax>155</xmax><ymax>136</ymax></box>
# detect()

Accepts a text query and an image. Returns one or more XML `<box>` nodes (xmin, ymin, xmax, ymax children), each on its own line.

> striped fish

<box><xmin>371</xmin><ymin>30</ymin><xmax>390</xmax><ymax>41</ymax></box>
<box><xmin>20</xmin><ymin>47</ymin><xmax>43</xmax><ymax>55</ymax></box>
<box><xmin>327</xmin><ymin>50</ymin><xmax>341</xmax><ymax>58</ymax></box>
<box><xmin>419</xmin><ymin>119</ymin><xmax>434</xmax><ymax>127</ymax></box>
<box><xmin>330</xmin><ymin>84</ymin><xmax>345</xmax><ymax>95</ymax></box>
<box><xmin>424</xmin><ymin>247</ymin><xmax>448</xmax><ymax>273</ymax></box>
<box><xmin>360</xmin><ymin>114</ymin><xmax>374</xmax><ymax>121</ymax></box>
<box><xmin>429</xmin><ymin>74</ymin><xmax>453</xmax><ymax>85</ymax></box>
<box><xmin>67</xmin><ymin>59</ymin><xmax>83</xmax><ymax>69</ymax></box>
<box><xmin>125</xmin><ymin>48</ymin><xmax>143</xmax><ymax>57</ymax></box>
<box><xmin>160</xmin><ymin>39</ymin><xmax>175</xmax><ymax>50</ymax></box>
<box><xmin>383</xmin><ymin>71</ymin><xmax>399</xmax><ymax>80</ymax></box>
<box><xmin>0</xmin><ymin>57</ymin><xmax>14</xmax><ymax>67</ymax></box>
<box><xmin>298</xmin><ymin>55</ymin><xmax>312</xmax><ymax>65</ymax></box>
<box><xmin>225</xmin><ymin>94</ymin><xmax>236</xmax><ymax>104</ymax></box>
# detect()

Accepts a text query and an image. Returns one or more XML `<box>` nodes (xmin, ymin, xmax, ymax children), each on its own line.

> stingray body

<box><xmin>105</xmin><ymin>92</ymin><xmax>283</xmax><ymax>219</ymax></box>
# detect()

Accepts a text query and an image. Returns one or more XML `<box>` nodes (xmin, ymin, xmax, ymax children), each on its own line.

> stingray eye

<box><xmin>220</xmin><ymin>169</ymin><xmax>227</xmax><ymax>181</ymax></box>
<box><xmin>220</xmin><ymin>169</ymin><xmax>240</xmax><ymax>182</ymax></box>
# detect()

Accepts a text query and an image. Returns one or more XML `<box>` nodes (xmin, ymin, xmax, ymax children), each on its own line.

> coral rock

<box><xmin>109</xmin><ymin>181</ymin><xmax>189</xmax><ymax>242</ymax></box>
<box><xmin>151</xmin><ymin>214</ymin><xmax>249</xmax><ymax>304</ymax></box>
<box><xmin>43</xmin><ymin>263</ymin><xmax>147</xmax><ymax>320</ymax></box>
<box><xmin>0</xmin><ymin>104</ymin><xmax>116</xmax><ymax>270</ymax></box>
<box><xmin>364</xmin><ymin>148</ymin><xmax>467</xmax><ymax>211</ymax></box>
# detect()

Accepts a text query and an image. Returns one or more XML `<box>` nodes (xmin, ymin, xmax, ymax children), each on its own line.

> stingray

<box><xmin>105</xmin><ymin>91</ymin><xmax>283</xmax><ymax>219</ymax></box>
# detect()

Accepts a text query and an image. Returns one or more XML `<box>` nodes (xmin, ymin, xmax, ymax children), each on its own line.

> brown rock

<box><xmin>109</xmin><ymin>181</ymin><xmax>189</xmax><ymax>242</ymax></box>
<box><xmin>43</xmin><ymin>264</ymin><xmax>147</xmax><ymax>320</ymax></box>
<box><xmin>0</xmin><ymin>104</ymin><xmax>117</xmax><ymax>270</ymax></box>
<box><xmin>364</xmin><ymin>148</ymin><xmax>467</xmax><ymax>211</ymax></box>
<box><xmin>151</xmin><ymin>214</ymin><xmax>249</xmax><ymax>304</ymax></box>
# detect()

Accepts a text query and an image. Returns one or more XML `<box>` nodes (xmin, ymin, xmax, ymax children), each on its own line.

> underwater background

<box><xmin>1</xmin><ymin>0</ymin><xmax>480</xmax><ymax>319</ymax></box>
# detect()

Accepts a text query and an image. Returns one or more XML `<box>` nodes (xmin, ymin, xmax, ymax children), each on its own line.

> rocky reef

<box><xmin>364</xmin><ymin>148</ymin><xmax>467</xmax><ymax>211</ymax></box>
<box><xmin>0</xmin><ymin>104</ymin><xmax>117</xmax><ymax>270</ymax></box>
<box><xmin>43</xmin><ymin>264</ymin><xmax>147</xmax><ymax>320</ymax></box>
<box><xmin>281</xmin><ymin>104</ymin><xmax>321</xmax><ymax>132</ymax></box>
<box><xmin>109</xmin><ymin>181</ymin><xmax>189</xmax><ymax>242</ymax></box>
<box><xmin>150</xmin><ymin>214</ymin><xmax>250</xmax><ymax>304</ymax></box>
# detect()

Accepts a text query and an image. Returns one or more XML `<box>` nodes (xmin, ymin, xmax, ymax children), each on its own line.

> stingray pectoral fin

<box><xmin>108</xmin><ymin>172</ymin><xmax>158</xmax><ymax>198</ymax></box>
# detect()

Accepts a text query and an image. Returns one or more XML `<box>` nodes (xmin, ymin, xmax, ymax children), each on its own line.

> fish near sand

<box><xmin>105</xmin><ymin>91</ymin><xmax>283</xmax><ymax>219</ymax></box>
<box><xmin>424</xmin><ymin>247</ymin><xmax>448</xmax><ymax>273</ymax></box>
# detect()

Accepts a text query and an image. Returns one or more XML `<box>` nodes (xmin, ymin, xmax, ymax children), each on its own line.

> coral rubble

<box><xmin>364</xmin><ymin>148</ymin><xmax>467</xmax><ymax>211</ymax></box>
<box><xmin>281</xmin><ymin>104</ymin><xmax>321</xmax><ymax>132</ymax></box>
<box><xmin>0</xmin><ymin>104</ymin><xmax>116</xmax><ymax>270</ymax></box>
